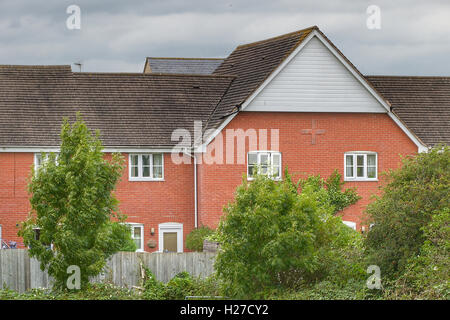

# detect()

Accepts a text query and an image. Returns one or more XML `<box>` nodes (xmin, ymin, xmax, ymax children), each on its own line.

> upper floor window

<box><xmin>34</xmin><ymin>153</ymin><xmax>59</xmax><ymax>171</ymax></box>
<box><xmin>129</xmin><ymin>154</ymin><xmax>164</xmax><ymax>181</ymax></box>
<box><xmin>344</xmin><ymin>152</ymin><xmax>377</xmax><ymax>181</ymax></box>
<box><xmin>247</xmin><ymin>151</ymin><xmax>281</xmax><ymax>180</ymax></box>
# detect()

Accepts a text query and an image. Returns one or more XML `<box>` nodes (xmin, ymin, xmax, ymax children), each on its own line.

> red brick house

<box><xmin>0</xmin><ymin>26</ymin><xmax>448</xmax><ymax>252</ymax></box>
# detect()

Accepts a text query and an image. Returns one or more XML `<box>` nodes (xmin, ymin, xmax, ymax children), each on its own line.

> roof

<box><xmin>0</xmin><ymin>28</ymin><xmax>448</xmax><ymax>150</ymax></box>
<box><xmin>144</xmin><ymin>57</ymin><xmax>224</xmax><ymax>75</ymax></box>
<box><xmin>205</xmin><ymin>26</ymin><xmax>317</xmax><ymax>132</ymax></box>
<box><xmin>0</xmin><ymin>65</ymin><xmax>234</xmax><ymax>147</ymax></box>
<box><xmin>366</xmin><ymin>76</ymin><xmax>450</xmax><ymax>146</ymax></box>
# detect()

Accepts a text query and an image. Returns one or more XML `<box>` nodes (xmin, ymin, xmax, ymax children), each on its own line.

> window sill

<box><xmin>129</xmin><ymin>178</ymin><xmax>165</xmax><ymax>182</ymax></box>
<box><xmin>344</xmin><ymin>178</ymin><xmax>378</xmax><ymax>182</ymax></box>
<box><xmin>247</xmin><ymin>177</ymin><xmax>282</xmax><ymax>181</ymax></box>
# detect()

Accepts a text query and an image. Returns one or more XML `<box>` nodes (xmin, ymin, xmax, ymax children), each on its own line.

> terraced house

<box><xmin>0</xmin><ymin>26</ymin><xmax>448</xmax><ymax>252</ymax></box>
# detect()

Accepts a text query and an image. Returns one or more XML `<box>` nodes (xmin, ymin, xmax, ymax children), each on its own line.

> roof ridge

<box><xmin>0</xmin><ymin>64</ymin><xmax>71</xmax><ymax>68</ymax></box>
<box><xmin>74</xmin><ymin>71</ymin><xmax>236</xmax><ymax>78</ymax></box>
<box><xmin>236</xmin><ymin>26</ymin><xmax>318</xmax><ymax>49</ymax></box>
<box><xmin>147</xmin><ymin>57</ymin><xmax>224</xmax><ymax>61</ymax></box>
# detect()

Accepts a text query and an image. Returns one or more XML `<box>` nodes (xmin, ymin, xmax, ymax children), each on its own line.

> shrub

<box><xmin>164</xmin><ymin>272</ymin><xmax>195</xmax><ymax>300</ymax></box>
<box><xmin>141</xmin><ymin>269</ymin><xmax>219</xmax><ymax>300</ymax></box>
<box><xmin>365</xmin><ymin>145</ymin><xmax>449</xmax><ymax>278</ymax></box>
<box><xmin>215</xmin><ymin>170</ymin><xmax>364</xmax><ymax>298</ymax></box>
<box><xmin>300</xmin><ymin>169</ymin><xmax>361</xmax><ymax>214</ymax></box>
<box><xmin>186</xmin><ymin>226</ymin><xmax>214</xmax><ymax>252</ymax></box>
<box><xmin>383</xmin><ymin>207</ymin><xmax>449</xmax><ymax>299</ymax></box>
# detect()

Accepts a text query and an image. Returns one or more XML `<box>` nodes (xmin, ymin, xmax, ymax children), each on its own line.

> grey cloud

<box><xmin>0</xmin><ymin>0</ymin><xmax>449</xmax><ymax>75</ymax></box>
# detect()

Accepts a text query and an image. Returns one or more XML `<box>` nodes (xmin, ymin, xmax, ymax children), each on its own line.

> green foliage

<box><xmin>0</xmin><ymin>283</ymin><xmax>141</xmax><ymax>300</ymax></box>
<box><xmin>299</xmin><ymin>169</ymin><xmax>361</xmax><ymax>214</ymax></box>
<box><xmin>214</xmin><ymin>169</ymin><xmax>364</xmax><ymax>298</ymax></box>
<box><xmin>18</xmin><ymin>113</ymin><xmax>135</xmax><ymax>290</ymax></box>
<box><xmin>185</xmin><ymin>226</ymin><xmax>214</xmax><ymax>252</ymax></box>
<box><xmin>365</xmin><ymin>145</ymin><xmax>450</xmax><ymax>278</ymax></box>
<box><xmin>383</xmin><ymin>207</ymin><xmax>449</xmax><ymax>299</ymax></box>
<box><xmin>266</xmin><ymin>279</ymin><xmax>380</xmax><ymax>300</ymax></box>
<box><xmin>141</xmin><ymin>269</ymin><xmax>219</xmax><ymax>300</ymax></box>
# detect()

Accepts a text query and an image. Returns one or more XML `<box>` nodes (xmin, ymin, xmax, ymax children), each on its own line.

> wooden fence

<box><xmin>0</xmin><ymin>249</ymin><xmax>216</xmax><ymax>293</ymax></box>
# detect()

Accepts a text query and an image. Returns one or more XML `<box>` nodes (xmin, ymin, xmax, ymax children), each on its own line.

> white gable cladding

<box><xmin>245</xmin><ymin>36</ymin><xmax>386</xmax><ymax>113</ymax></box>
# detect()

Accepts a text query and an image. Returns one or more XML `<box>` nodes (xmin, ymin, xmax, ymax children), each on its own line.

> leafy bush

<box><xmin>365</xmin><ymin>145</ymin><xmax>449</xmax><ymax>278</ymax></box>
<box><xmin>215</xmin><ymin>170</ymin><xmax>364</xmax><ymax>298</ymax></box>
<box><xmin>142</xmin><ymin>269</ymin><xmax>219</xmax><ymax>300</ymax></box>
<box><xmin>164</xmin><ymin>272</ymin><xmax>195</xmax><ymax>299</ymax></box>
<box><xmin>383</xmin><ymin>207</ymin><xmax>449</xmax><ymax>299</ymax></box>
<box><xmin>266</xmin><ymin>279</ymin><xmax>379</xmax><ymax>300</ymax></box>
<box><xmin>186</xmin><ymin>226</ymin><xmax>214</xmax><ymax>252</ymax></box>
<box><xmin>300</xmin><ymin>169</ymin><xmax>361</xmax><ymax>214</ymax></box>
<box><xmin>0</xmin><ymin>283</ymin><xmax>141</xmax><ymax>300</ymax></box>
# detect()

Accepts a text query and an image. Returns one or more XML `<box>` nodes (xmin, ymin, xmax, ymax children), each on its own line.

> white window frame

<box><xmin>127</xmin><ymin>223</ymin><xmax>144</xmax><ymax>252</ymax></box>
<box><xmin>128</xmin><ymin>154</ymin><xmax>164</xmax><ymax>181</ymax></box>
<box><xmin>247</xmin><ymin>151</ymin><xmax>282</xmax><ymax>181</ymax></box>
<box><xmin>343</xmin><ymin>221</ymin><xmax>357</xmax><ymax>230</ymax></box>
<box><xmin>158</xmin><ymin>222</ymin><xmax>183</xmax><ymax>253</ymax></box>
<box><xmin>34</xmin><ymin>152</ymin><xmax>59</xmax><ymax>171</ymax></box>
<box><xmin>344</xmin><ymin>152</ymin><xmax>378</xmax><ymax>181</ymax></box>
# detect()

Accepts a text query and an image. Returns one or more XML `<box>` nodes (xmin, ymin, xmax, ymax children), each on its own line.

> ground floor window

<box><xmin>33</xmin><ymin>227</ymin><xmax>41</xmax><ymax>241</ymax></box>
<box><xmin>158</xmin><ymin>222</ymin><xmax>183</xmax><ymax>253</ymax></box>
<box><xmin>343</xmin><ymin>221</ymin><xmax>356</xmax><ymax>230</ymax></box>
<box><xmin>127</xmin><ymin>223</ymin><xmax>144</xmax><ymax>252</ymax></box>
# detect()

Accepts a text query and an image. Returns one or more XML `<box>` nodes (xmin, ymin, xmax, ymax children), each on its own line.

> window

<box><xmin>129</xmin><ymin>154</ymin><xmax>164</xmax><ymax>181</ymax></box>
<box><xmin>344</xmin><ymin>152</ymin><xmax>377</xmax><ymax>181</ymax></box>
<box><xmin>34</xmin><ymin>153</ymin><xmax>59</xmax><ymax>171</ymax></box>
<box><xmin>247</xmin><ymin>151</ymin><xmax>282</xmax><ymax>180</ymax></box>
<box><xmin>127</xmin><ymin>223</ymin><xmax>144</xmax><ymax>252</ymax></box>
<box><xmin>33</xmin><ymin>228</ymin><xmax>41</xmax><ymax>241</ymax></box>
<box><xmin>343</xmin><ymin>221</ymin><xmax>356</xmax><ymax>230</ymax></box>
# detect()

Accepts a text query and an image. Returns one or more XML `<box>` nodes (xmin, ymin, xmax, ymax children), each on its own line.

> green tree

<box><xmin>365</xmin><ymin>145</ymin><xmax>449</xmax><ymax>278</ymax></box>
<box><xmin>215</xmin><ymin>170</ymin><xmax>364</xmax><ymax>298</ymax></box>
<box><xmin>19</xmin><ymin>114</ymin><xmax>136</xmax><ymax>290</ymax></box>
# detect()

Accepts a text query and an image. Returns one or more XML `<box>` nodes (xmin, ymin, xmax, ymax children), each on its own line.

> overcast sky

<box><xmin>1</xmin><ymin>0</ymin><xmax>449</xmax><ymax>75</ymax></box>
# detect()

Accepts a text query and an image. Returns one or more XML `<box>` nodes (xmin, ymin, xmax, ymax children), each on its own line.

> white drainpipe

<box><xmin>184</xmin><ymin>149</ymin><xmax>198</xmax><ymax>228</ymax></box>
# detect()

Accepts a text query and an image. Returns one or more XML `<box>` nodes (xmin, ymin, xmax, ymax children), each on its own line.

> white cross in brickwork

<box><xmin>301</xmin><ymin>120</ymin><xmax>326</xmax><ymax>145</ymax></box>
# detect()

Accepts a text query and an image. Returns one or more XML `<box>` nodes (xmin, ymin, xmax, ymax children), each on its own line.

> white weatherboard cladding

<box><xmin>245</xmin><ymin>36</ymin><xmax>386</xmax><ymax>113</ymax></box>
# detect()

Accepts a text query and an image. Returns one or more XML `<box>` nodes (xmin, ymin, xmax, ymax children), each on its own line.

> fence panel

<box><xmin>0</xmin><ymin>249</ymin><xmax>216</xmax><ymax>292</ymax></box>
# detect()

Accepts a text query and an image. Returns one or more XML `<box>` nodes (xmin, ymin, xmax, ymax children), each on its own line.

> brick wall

<box><xmin>0</xmin><ymin>152</ymin><xmax>195</xmax><ymax>252</ymax></box>
<box><xmin>197</xmin><ymin>112</ymin><xmax>418</xmax><ymax>231</ymax></box>
<box><xmin>0</xmin><ymin>111</ymin><xmax>419</xmax><ymax>250</ymax></box>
